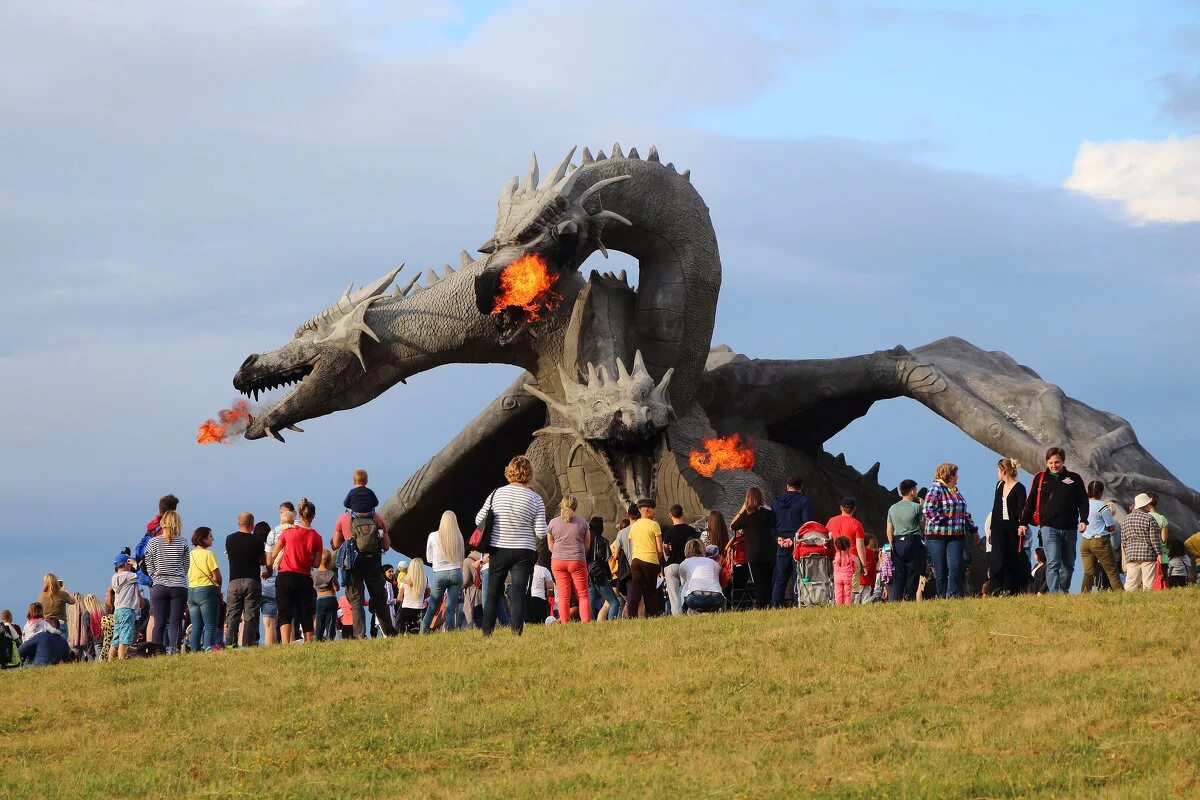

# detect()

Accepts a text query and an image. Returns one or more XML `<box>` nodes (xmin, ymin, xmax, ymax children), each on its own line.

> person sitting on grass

<box><xmin>24</xmin><ymin>602</ymin><xmax>54</xmax><ymax>640</ymax></box>
<box><xmin>679</xmin><ymin>539</ymin><xmax>724</xmax><ymax>613</ymax></box>
<box><xmin>19</xmin><ymin>626</ymin><xmax>70</xmax><ymax>667</ymax></box>
<box><xmin>1030</xmin><ymin>548</ymin><xmax>1048</xmax><ymax>595</ymax></box>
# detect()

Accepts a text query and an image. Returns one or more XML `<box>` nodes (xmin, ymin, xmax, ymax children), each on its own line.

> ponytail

<box><xmin>559</xmin><ymin>495</ymin><xmax>578</xmax><ymax>522</ymax></box>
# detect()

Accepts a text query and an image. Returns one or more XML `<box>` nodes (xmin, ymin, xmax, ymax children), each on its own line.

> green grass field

<box><xmin>2</xmin><ymin>590</ymin><xmax>1196</xmax><ymax>799</ymax></box>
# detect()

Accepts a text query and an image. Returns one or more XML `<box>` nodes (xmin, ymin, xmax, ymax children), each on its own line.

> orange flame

<box><xmin>197</xmin><ymin>400</ymin><xmax>253</xmax><ymax>445</ymax></box>
<box><xmin>490</xmin><ymin>253</ymin><xmax>561</xmax><ymax>320</ymax></box>
<box><xmin>689</xmin><ymin>434</ymin><xmax>755</xmax><ymax>477</ymax></box>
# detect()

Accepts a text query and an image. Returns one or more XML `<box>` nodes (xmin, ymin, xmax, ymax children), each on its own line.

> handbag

<box><xmin>1031</xmin><ymin>471</ymin><xmax>1045</xmax><ymax>527</ymax></box>
<box><xmin>469</xmin><ymin>489</ymin><xmax>498</xmax><ymax>550</ymax></box>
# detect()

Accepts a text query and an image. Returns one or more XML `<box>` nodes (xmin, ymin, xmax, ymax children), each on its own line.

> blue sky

<box><xmin>2</xmin><ymin>0</ymin><xmax>1198</xmax><ymax>613</ymax></box>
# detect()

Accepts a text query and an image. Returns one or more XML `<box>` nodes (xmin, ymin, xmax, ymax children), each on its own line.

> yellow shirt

<box><xmin>188</xmin><ymin>547</ymin><xmax>220</xmax><ymax>588</ymax></box>
<box><xmin>1185</xmin><ymin>532</ymin><xmax>1200</xmax><ymax>563</ymax></box>
<box><xmin>629</xmin><ymin>518</ymin><xmax>662</xmax><ymax>565</ymax></box>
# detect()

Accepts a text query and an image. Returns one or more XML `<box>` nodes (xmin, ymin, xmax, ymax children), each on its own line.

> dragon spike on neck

<box><xmin>521</xmin><ymin>152</ymin><xmax>539</xmax><ymax>193</ymax></box>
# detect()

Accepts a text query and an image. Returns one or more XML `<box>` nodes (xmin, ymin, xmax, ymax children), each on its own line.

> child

<box><xmin>832</xmin><ymin>535</ymin><xmax>858</xmax><ymax>606</ymax></box>
<box><xmin>397</xmin><ymin>558</ymin><xmax>427</xmax><ymax>634</ymax></box>
<box><xmin>343</xmin><ymin>468</ymin><xmax>379</xmax><ymax>516</ymax></box>
<box><xmin>876</xmin><ymin>543</ymin><xmax>893</xmax><ymax>602</ymax></box>
<box><xmin>856</xmin><ymin>535</ymin><xmax>879</xmax><ymax>604</ymax></box>
<box><xmin>23</xmin><ymin>602</ymin><xmax>53</xmax><ymax>640</ymax></box>
<box><xmin>107</xmin><ymin>553</ymin><xmax>140</xmax><ymax>660</ymax></box>
<box><xmin>1166</xmin><ymin>539</ymin><xmax>1189</xmax><ymax>588</ymax></box>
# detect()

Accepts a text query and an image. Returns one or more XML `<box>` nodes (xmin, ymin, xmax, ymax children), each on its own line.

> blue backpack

<box><xmin>335</xmin><ymin>539</ymin><xmax>358</xmax><ymax>586</ymax></box>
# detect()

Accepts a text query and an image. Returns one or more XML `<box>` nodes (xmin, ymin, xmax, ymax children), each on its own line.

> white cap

<box><xmin>1133</xmin><ymin>493</ymin><xmax>1153</xmax><ymax>509</ymax></box>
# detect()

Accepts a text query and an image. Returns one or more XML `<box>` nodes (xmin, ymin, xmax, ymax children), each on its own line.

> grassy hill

<box><xmin>2</xmin><ymin>590</ymin><xmax>1197</xmax><ymax>799</ymax></box>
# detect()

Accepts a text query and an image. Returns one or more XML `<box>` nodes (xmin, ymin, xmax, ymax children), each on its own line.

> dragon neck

<box><xmin>564</xmin><ymin>153</ymin><xmax>721</xmax><ymax>412</ymax></box>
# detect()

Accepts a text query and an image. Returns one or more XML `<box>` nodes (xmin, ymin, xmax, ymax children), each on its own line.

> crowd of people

<box><xmin>4</xmin><ymin>449</ymin><xmax>1198</xmax><ymax>669</ymax></box>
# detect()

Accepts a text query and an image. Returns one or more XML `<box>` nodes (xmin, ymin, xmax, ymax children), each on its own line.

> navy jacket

<box><xmin>771</xmin><ymin>491</ymin><xmax>811</xmax><ymax>549</ymax></box>
<box><xmin>19</xmin><ymin>631</ymin><xmax>70</xmax><ymax>666</ymax></box>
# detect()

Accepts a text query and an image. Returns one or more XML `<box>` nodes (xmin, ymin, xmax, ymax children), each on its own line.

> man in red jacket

<box><xmin>1018</xmin><ymin>447</ymin><xmax>1089</xmax><ymax>594</ymax></box>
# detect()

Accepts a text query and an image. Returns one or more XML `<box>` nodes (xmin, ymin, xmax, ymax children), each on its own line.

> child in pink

<box><xmin>832</xmin><ymin>535</ymin><xmax>858</xmax><ymax>606</ymax></box>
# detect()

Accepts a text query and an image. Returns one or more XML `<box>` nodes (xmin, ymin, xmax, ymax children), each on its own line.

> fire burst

<box><xmin>689</xmin><ymin>434</ymin><xmax>755</xmax><ymax>477</ymax></box>
<box><xmin>491</xmin><ymin>253</ymin><xmax>561</xmax><ymax>320</ymax></box>
<box><xmin>197</xmin><ymin>400</ymin><xmax>253</xmax><ymax>445</ymax></box>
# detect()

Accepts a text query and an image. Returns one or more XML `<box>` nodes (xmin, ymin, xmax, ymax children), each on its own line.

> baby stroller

<box><xmin>792</xmin><ymin>521</ymin><xmax>834</xmax><ymax>607</ymax></box>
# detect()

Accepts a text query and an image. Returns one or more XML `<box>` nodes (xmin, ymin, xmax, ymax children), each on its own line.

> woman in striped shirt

<box><xmin>921</xmin><ymin>462</ymin><xmax>977</xmax><ymax>599</ymax></box>
<box><xmin>145</xmin><ymin>510</ymin><xmax>190</xmax><ymax>653</ymax></box>
<box><xmin>475</xmin><ymin>455</ymin><xmax>547</xmax><ymax>636</ymax></box>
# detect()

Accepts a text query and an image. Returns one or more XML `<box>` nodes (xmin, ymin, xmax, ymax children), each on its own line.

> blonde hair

<box><xmin>437</xmin><ymin>511</ymin><xmax>464</xmax><ymax>565</ymax></box>
<box><xmin>83</xmin><ymin>594</ymin><xmax>101</xmax><ymax>615</ymax></box>
<box><xmin>559</xmin><ymin>494</ymin><xmax>578</xmax><ymax>522</ymax></box>
<box><xmin>933</xmin><ymin>463</ymin><xmax>958</xmax><ymax>484</ymax></box>
<box><xmin>42</xmin><ymin>573</ymin><xmax>60</xmax><ymax>595</ymax></box>
<box><xmin>318</xmin><ymin>549</ymin><xmax>333</xmax><ymax>570</ymax></box>
<box><xmin>504</xmin><ymin>455</ymin><xmax>533</xmax><ymax>485</ymax></box>
<box><xmin>160</xmin><ymin>510</ymin><xmax>182</xmax><ymax>543</ymax></box>
<box><xmin>997</xmin><ymin>458</ymin><xmax>1020</xmax><ymax>479</ymax></box>
<box><xmin>404</xmin><ymin>558</ymin><xmax>427</xmax><ymax>598</ymax></box>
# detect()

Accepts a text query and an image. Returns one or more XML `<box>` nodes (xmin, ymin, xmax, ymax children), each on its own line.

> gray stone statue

<box><xmin>231</xmin><ymin>144</ymin><xmax>1199</xmax><ymax>554</ymax></box>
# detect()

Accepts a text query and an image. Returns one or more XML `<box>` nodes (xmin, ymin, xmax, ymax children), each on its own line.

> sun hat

<box><xmin>1133</xmin><ymin>493</ymin><xmax>1153</xmax><ymax>509</ymax></box>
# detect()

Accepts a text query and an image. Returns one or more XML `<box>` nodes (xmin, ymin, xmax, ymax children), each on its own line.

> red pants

<box><xmin>834</xmin><ymin>576</ymin><xmax>853</xmax><ymax>606</ymax></box>
<box><xmin>551</xmin><ymin>559</ymin><xmax>592</xmax><ymax>622</ymax></box>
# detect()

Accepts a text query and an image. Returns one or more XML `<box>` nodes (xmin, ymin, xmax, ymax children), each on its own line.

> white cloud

<box><xmin>1064</xmin><ymin>136</ymin><xmax>1200</xmax><ymax>223</ymax></box>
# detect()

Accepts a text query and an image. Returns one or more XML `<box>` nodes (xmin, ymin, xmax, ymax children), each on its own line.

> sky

<box><xmin>2</xmin><ymin>0</ymin><xmax>1199</xmax><ymax>613</ymax></box>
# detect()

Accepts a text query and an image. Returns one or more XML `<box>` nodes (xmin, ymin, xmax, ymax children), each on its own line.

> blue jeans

<box><xmin>589</xmin><ymin>581</ymin><xmax>621</xmax><ymax>620</ymax></box>
<box><xmin>481</xmin><ymin>569</ymin><xmax>510</xmax><ymax>626</ymax></box>
<box><xmin>315</xmin><ymin>595</ymin><xmax>338</xmax><ymax>641</ymax></box>
<box><xmin>1041</xmin><ymin>527</ymin><xmax>1077</xmax><ymax>594</ymax></box>
<box><xmin>422</xmin><ymin>569</ymin><xmax>464</xmax><ymax>633</ymax></box>
<box><xmin>684</xmin><ymin>591</ymin><xmax>726</xmax><ymax>613</ymax></box>
<box><xmin>926</xmin><ymin>537</ymin><xmax>965</xmax><ymax>599</ymax></box>
<box><xmin>771</xmin><ymin>549</ymin><xmax>796</xmax><ymax>607</ymax></box>
<box><xmin>187</xmin><ymin>585</ymin><xmax>220</xmax><ymax>652</ymax></box>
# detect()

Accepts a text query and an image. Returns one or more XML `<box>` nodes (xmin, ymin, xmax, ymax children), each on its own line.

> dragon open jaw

<box><xmin>234</xmin><ymin>363</ymin><xmax>314</xmax><ymax>404</ymax></box>
<box><xmin>593</xmin><ymin>434</ymin><xmax>664</xmax><ymax>507</ymax></box>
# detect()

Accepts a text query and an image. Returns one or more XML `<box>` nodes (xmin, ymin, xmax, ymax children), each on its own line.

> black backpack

<box><xmin>350</xmin><ymin>515</ymin><xmax>382</xmax><ymax>557</ymax></box>
<box><xmin>588</xmin><ymin>534</ymin><xmax>612</xmax><ymax>584</ymax></box>
<box><xmin>0</xmin><ymin>624</ymin><xmax>20</xmax><ymax>667</ymax></box>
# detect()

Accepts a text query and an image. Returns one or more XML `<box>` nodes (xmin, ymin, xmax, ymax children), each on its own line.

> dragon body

<box><xmin>233</xmin><ymin>145</ymin><xmax>1200</xmax><ymax>555</ymax></box>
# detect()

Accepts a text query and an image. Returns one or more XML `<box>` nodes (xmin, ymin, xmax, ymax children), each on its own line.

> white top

<box><xmin>529</xmin><ymin>564</ymin><xmax>553</xmax><ymax>600</ymax></box>
<box><xmin>475</xmin><ymin>484</ymin><xmax>548</xmax><ymax>551</ymax></box>
<box><xmin>400</xmin><ymin>581</ymin><xmax>426</xmax><ymax>609</ymax></box>
<box><xmin>426</xmin><ymin>531</ymin><xmax>459</xmax><ymax>573</ymax></box>
<box><xmin>678</xmin><ymin>556</ymin><xmax>722</xmax><ymax>595</ymax></box>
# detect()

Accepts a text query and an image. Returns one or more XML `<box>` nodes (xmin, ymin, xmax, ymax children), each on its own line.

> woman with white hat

<box><xmin>1121</xmin><ymin>493</ymin><xmax>1162</xmax><ymax>591</ymax></box>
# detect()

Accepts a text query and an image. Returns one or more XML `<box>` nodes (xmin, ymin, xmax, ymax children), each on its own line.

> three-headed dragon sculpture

<box><xmin>231</xmin><ymin>144</ymin><xmax>1200</xmax><ymax>555</ymax></box>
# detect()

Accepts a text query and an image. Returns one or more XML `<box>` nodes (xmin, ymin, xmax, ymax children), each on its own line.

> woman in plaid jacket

<box><xmin>922</xmin><ymin>462</ymin><xmax>978</xmax><ymax>598</ymax></box>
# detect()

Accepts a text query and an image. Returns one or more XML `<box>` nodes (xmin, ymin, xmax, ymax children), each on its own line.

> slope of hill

<box><xmin>2</xmin><ymin>590</ymin><xmax>1196</xmax><ymax>799</ymax></box>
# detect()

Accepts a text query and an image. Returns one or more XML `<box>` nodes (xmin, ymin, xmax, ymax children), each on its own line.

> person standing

<box><xmin>660</xmin><ymin>505</ymin><xmax>697</xmax><ymax>617</ymax></box>
<box><xmin>527</xmin><ymin>553</ymin><xmax>555</xmax><ymax>623</ymax></box>
<box><xmin>37</xmin><ymin>574</ymin><xmax>74</xmax><ymax>633</ymax></box>
<box><xmin>106</xmin><ymin>554</ymin><xmax>139</xmax><ymax>661</ymax></box>
<box><xmin>547</xmin><ymin>496</ymin><xmax>592</xmax><ymax>623</ymax></box>
<box><xmin>586</xmin><ymin>517</ymin><xmax>620</xmax><ymax>621</ymax></box>
<box><xmin>187</xmin><ymin>527</ymin><xmax>222</xmax><ymax>653</ymax></box>
<box><xmin>1121</xmin><ymin>494</ymin><xmax>1161</xmax><ymax>591</ymax></box>
<box><xmin>922</xmin><ymin>463</ymin><xmax>976</xmax><ymax>599</ymax></box>
<box><xmin>397</xmin><ymin>558</ymin><xmax>427</xmax><ymax>634</ymax></box>
<box><xmin>770</xmin><ymin>476</ymin><xmax>811</xmax><ymax>607</ymax></box>
<box><xmin>1018</xmin><ymin>447</ymin><xmax>1089</xmax><ymax>594</ymax></box>
<box><xmin>145</xmin><ymin>510</ymin><xmax>189</xmax><ymax>653</ymax></box>
<box><xmin>989</xmin><ymin>459</ymin><xmax>1028</xmax><ymax>596</ymax></box>
<box><xmin>731</xmin><ymin>488</ymin><xmax>776</xmax><ymax>610</ymax></box>
<box><xmin>312</xmin><ymin>550</ymin><xmax>339</xmax><ymax>641</ymax></box>
<box><xmin>886</xmin><ymin>480</ymin><xmax>926</xmax><ymax>601</ymax></box>
<box><xmin>267</xmin><ymin>498</ymin><xmax>323</xmax><ymax>644</ymax></box>
<box><xmin>422</xmin><ymin>511</ymin><xmax>467</xmax><ymax>633</ymax></box>
<box><xmin>474</xmin><ymin>455</ymin><xmax>548</xmax><ymax>636</ymax></box>
<box><xmin>826</xmin><ymin>498</ymin><xmax>868</xmax><ymax>574</ymax></box>
<box><xmin>224</xmin><ymin>512</ymin><xmax>264</xmax><ymax>647</ymax></box>
<box><xmin>331</xmin><ymin>504</ymin><xmax>398</xmax><ymax>639</ymax></box>
<box><xmin>626</xmin><ymin>499</ymin><xmax>665</xmax><ymax>618</ymax></box>
<box><xmin>261</xmin><ymin>504</ymin><xmax>294</xmax><ymax>646</ymax></box>
<box><xmin>1080</xmin><ymin>481</ymin><xmax>1122</xmax><ymax>592</ymax></box>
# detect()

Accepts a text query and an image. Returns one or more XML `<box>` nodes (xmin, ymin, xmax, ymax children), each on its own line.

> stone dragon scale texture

<box><xmin>232</xmin><ymin>145</ymin><xmax>1200</xmax><ymax>555</ymax></box>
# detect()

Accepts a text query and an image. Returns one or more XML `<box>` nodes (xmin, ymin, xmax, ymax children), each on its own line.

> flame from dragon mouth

<box><xmin>689</xmin><ymin>434</ymin><xmax>755</xmax><ymax>477</ymax></box>
<box><xmin>197</xmin><ymin>400</ymin><xmax>254</xmax><ymax>445</ymax></box>
<box><xmin>490</xmin><ymin>253</ymin><xmax>561</xmax><ymax>321</ymax></box>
